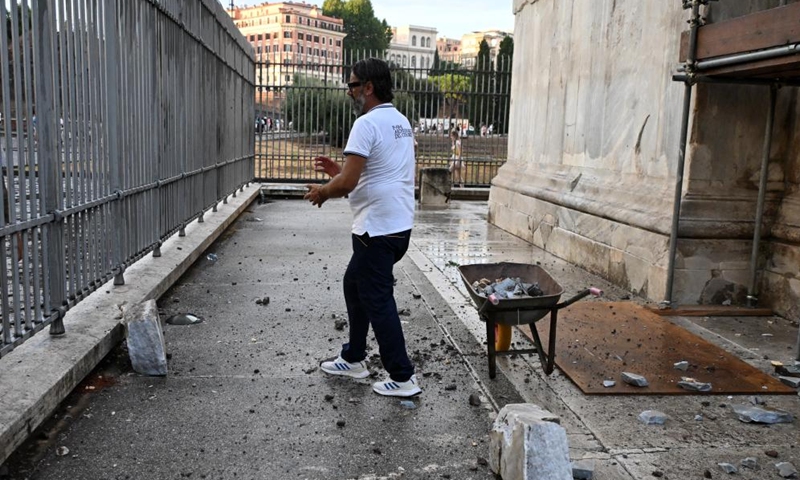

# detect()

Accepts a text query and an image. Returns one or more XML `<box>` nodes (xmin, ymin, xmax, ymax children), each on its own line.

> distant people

<box><xmin>449</xmin><ymin>128</ymin><xmax>464</xmax><ymax>188</ymax></box>
<box><xmin>487</xmin><ymin>123</ymin><xmax>494</xmax><ymax>135</ymax></box>
<box><xmin>480</xmin><ymin>124</ymin><xmax>487</xmax><ymax>137</ymax></box>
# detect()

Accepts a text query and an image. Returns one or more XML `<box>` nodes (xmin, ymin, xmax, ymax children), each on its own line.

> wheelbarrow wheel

<box><xmin>495</xmin><ymin>324</ymin><xmax>512</xmax><ymax>352</ymax></box>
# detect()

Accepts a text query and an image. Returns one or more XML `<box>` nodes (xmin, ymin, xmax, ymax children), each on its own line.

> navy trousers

<box><xmin>340</xmin><ymin>229</ymin><xmax>414</xmax><ymax>382</ymax></box>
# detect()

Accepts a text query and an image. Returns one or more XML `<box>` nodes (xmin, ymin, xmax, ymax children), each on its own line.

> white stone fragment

<box><xmin>638</xmin><ymin>410</ymin><xmax>668</xmax><ymax>425</ymax></box>
<box><xmin>621</xmin><ymin>372</ymin><xmax>648</xmax><ymax>387</ymax></box>
<box><xmin>718</xmin><ymin>462</ymin><xmax>737</xmax><ymax>474</ymax></box>
<box><xmin>603</xmin><ymin>380</ymin><xmax>616</xmax><ymax>388</ymax></box>
<box><xmin>673</xmin><ymin>361</ymin><xmax>689</xmax><ymax>371</ymax></box>
<box><xmin>125</xmin><ymin>300</ymin><xmax>168</xmax><ymax>376</ymax></box>
<box><xmin>776</xmin><ymin>462</ymin><xmax>798</xmax><ymax>478</ymax></box>
<box><xmin>740</xmin><ymin>457</ymin><xmax>759</xmax><ymax>470</ymax></box>
<box><xmin>732</xmin><ymin>404</ymin><xmax>793</xmax><ymax>424</ymax></box>
<box><xmin>490</xmin><ymin>404</ymin><xmax>571</xmax><ymax>480</ymax></box>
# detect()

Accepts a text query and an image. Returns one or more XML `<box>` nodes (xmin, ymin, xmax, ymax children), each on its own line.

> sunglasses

<box><xmin>347</xmin><ymin>81</ymin><xmax>363</xmax><ymax>91</ymax></box>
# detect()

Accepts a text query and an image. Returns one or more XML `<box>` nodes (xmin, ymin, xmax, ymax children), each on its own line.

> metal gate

<box><xmin>253</xmin><ymin>51</ymin><xmax>510</xmax><ymax>187</ymax></box>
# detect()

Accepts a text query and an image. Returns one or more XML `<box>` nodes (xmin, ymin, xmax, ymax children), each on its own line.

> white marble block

<box><xmin>490</xmin><ymin>404</ymin><xmax>572</xmax><ymax>480</ymax></box>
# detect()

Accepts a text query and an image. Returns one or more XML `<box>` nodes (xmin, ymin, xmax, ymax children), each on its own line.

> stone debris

<box><xmin>748</xmin><ymin>395</ymin><xmax>764</xmax><ymax>405</ymax></box>
<box><xmin>717</xmin><ymin>462</ymin><xmax>737</xmax><ymax>474</ymax></box>
<box><xmin>674</xmin><ymin>361</ymin><xmax>690</xmax><ymax>371</ymax></box>
<box><xmin>489</xmin><ymin>404</ymin><xmax>571</xmax><ymax>480</ymax></box>
<box><xmin>602</xmin><ymin>380</ymin><xmax>616</xmax><ymax>388</ymax></box>
<box><xmin>621</xmin><ymin>372</ymin><xmax>649</xmax><ymax>387</ymax></box>
<box><xmin>677</xmin><ymin>377</ymin><xmax>712</xmax><ymax>392</ymax></box>
<box><xmin>571</xmin><ymin>459</ymin><xmax>595</xmax><ymax>479</ymax></box>
<box><xmin>255</xmin><ymin>296</ymin><xmax>270</xmax><ymax>305</ymax></box>
<box><xmin>399</xmin><ymin>400</ymin><xmax>416</xmax><ymax>410</ymax></box>
<box><xmin>334</xmin><ymin>318</ymin><xmax>348</xmax><ymax>331</ymax></box>
<box><xmin>776</xmin><ymin>462</ymin><xmax>798</xmax><ymax>479</ymax></box>
<box><xmin>776</xmin><ymin>364</ymin><xmax>800</xmax><ymax>377</ymax></box>
<box><xmin>732</xmin><ymin>404</ymin><xmax>794</xmax><ymax>424</ymax></box>
<box><xmin>740</xmin><ymin>457</ymin><xmax>759</xmax><ymax>470</ymax></box>
<box><xmin>778</xmin><ymin>376</ymin><xmax>800</xmax><ymax>388</ymax></box>
<box><xmin>472</xmin><ymin>277</ymin><xmax>546</xmax><ymax>300</ymax></box>
<box><xmin>638</xmin><ymin>410</ymin><xmax>668</xmax><ymax>425</ymax></box>
<box><xmin>468</xmin><ymin>393</ymin><xmax>482</xmax><ymax>406</ymax></box>
<box><xmin>126</xmin><ymin>300</ymin><xmax>168</xmax><ymax>376</ymax></box>
<box><xmin>766</xmin><ymin>450</ymin><xmax>780</xmax><ymax>458</ymax></box>
<box><xmin>694</xmin><ymin>415</ymin><xmax>703</xmax><ymax>421</ymax></box>
<box><xmin>55</xmin><ymin>446</ymin><xmax>70</xmax><ymax>457</ymax></box>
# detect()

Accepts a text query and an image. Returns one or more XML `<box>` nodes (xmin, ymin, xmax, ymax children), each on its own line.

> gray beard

<box><xmin>351</xmin><ymin>94</ymin><xmax>366</xmax><ymax>117</ymax></box>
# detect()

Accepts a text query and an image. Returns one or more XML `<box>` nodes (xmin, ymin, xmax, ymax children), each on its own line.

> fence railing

<box><xmin>253</xmin><ymin>51</ymin><xmax>510</xmax><ymax>186</ymax></box>
<box><xmin>0</xmin><ymin>0</ymin><xmax>255</xmax><ymax>357</ymax></box>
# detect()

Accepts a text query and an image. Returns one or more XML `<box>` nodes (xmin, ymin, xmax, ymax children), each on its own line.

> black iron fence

<box><xmin>253</xmin><ymin>51</ymin><xmax>510</xmax><ymax>186</ymax></box>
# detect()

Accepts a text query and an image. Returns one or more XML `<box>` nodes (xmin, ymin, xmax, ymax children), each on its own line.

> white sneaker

<box><xmin>372</xmin><ymin>374</ymin><xmax>421</xmax><ymax>397</ymax></box>
<box><xmin>320</xmin><ymin>355</ymin><xmax>370</xmax><ymax>379</ymax></box>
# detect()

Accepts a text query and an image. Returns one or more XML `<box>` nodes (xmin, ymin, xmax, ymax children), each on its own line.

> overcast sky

<box><xmin>229</xmin><ymin>0</ymin><xmax>515</xmax><ymax>39</ymax></box>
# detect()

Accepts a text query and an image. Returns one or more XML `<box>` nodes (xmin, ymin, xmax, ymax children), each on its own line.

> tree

<box><xmin>469</xmin><ymin>39</ymin><xmax>492</xmax><ymax>130</ymax></box>
<box><xmin>494</xmin><ymin>36</ymin><xmax>514</xmax><ymax>134</ymax></box>
<box><xmin>283</xmin><ymin>74</ymin><xmax>354</xmax><ymax>148</ymax></box>
<box><xmin>430</xmin><ymin>73</ymin><xmax>470</xmax><ymax>120</ymax></box>
<box><xmin>322</xmin><ymin>0</ymin><xmax>392</xmax><ymax>63</ymax></box>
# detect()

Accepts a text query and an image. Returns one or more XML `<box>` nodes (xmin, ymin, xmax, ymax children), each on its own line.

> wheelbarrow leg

<box><xmin>485</xmin><ymin>317</ymin><xmax>497</xmax><ymax>379</ymax></box>
<box><xmin>528</xmin><ymin>321</ymin><xmax>548</xmax><ymax>372</ymax></box>
<box><xmin>544</xmin><ymin>309</ymin><xmax>558</xmax><ymax>375</ymax></box>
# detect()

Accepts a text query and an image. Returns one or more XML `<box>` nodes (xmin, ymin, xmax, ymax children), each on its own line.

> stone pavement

<box><xmin>2</xmin><ymin>196</ymin><xmax>799</xmax><ymax>480</ymax></box>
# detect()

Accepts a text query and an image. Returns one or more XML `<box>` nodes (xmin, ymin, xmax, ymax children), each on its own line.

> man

<box><xmin>304</xmin><ymin>58</ymin><xmax>420</xmax><ymax>397</ymax></box>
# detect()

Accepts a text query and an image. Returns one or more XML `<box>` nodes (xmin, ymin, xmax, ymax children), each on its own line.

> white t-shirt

<box><xmin>343</xmin><ymin>103</ymin><xmax>415</xmax><ymax>236</ymax></box>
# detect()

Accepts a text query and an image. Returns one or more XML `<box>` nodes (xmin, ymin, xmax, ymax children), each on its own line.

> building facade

<box><xmin>460</xmin><ymin>30</ymin><xmax>512</xmax><ymax>68</ymax></box>
<box><xmin>386</xmin><ymin>25</ymin><xmax>437</xmax><ymax>78</ymax></box>
<box><xmin>227</xmin><ymin>2</ymin><xmax>346</xmax><ymax>88</ymax></box>
<box><xmin>436</xmin><ymin>37</ymin><xmax>462</xmax><ymax>64</ymax></box>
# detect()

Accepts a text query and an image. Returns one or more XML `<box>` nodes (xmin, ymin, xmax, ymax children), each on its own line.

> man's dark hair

<box><xmin>352</xmin><ymin>57</ymin><xmax>394</xmax><ymax>103</ymax></box>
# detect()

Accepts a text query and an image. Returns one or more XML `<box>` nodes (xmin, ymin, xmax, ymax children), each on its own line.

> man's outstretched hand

<box><xmin>304</xmin><ymin>183</ymin><xmax>327</xmax><ymax>208</ymax></box>
<box><xmin>314</xmin><ymin>156</ymin><xmax>341</xmax><ymax>177</ymax></box>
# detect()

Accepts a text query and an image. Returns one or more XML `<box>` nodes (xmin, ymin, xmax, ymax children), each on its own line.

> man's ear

<box><xmin>364</xmin><ymin>81</ymin><xmax>375</xmax><ymax>97</ymax></box>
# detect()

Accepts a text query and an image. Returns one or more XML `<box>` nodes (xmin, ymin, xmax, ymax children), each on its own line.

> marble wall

<box><xmin>492</xmin><ymin>0</ymin><xmax>800</xmax><ymax>316</ymax></box>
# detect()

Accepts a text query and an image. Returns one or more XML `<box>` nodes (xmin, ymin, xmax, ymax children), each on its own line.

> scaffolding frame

<box><xmin>666</xmin><ymin>0</ymin><xmax>800</xmax><ymax>360</ymax></box>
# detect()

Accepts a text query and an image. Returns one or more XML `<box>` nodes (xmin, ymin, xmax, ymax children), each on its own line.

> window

<box><xmin>411</xmin><ymin>56</ymin><xmax>416</xmax><ymax>67</ymax></box>
<box><xmin>336</xmin><ymin>40</ymin><xmax>341</xmax><ymax>47</ymax></box>
<box><xmin>412</xmin><ymin>35</ymin><xmax>417</xmax><ymax>47</ymax></box>
<box><xmin>284</xmin><ymin>44</ymin><xmax>292</xmax><ymax>52</ymax></box>
<box><xmin>297</xmin><ymin>32</ymin><xmax>303</xmax><ymax>39</ymax></box>
<box><xmin>285</xmin><ymin>14</ymin><xmax>291</xmax><ymax>23</ymax></box>
<box><xmin>426</xmin><ymin>37</ymin><xmax>431</xmax><ymax>48</ymax></box>
<box><xmin>273</xmin><ymin>32</ymin><xmax>278</xmax><ymax>39</ymax></box>
<box><xmin>306</xmin><ymin>34</ymin><xmax>312</xmax><ymax>41</ymax></box>
<box><xmin>314</xmin><ymin>35</ymin><xmax>319</xmax><ymax>43</ymax></box>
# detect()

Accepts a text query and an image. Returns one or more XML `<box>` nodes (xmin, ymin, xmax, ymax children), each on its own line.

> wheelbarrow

<box><xmin>459</xmin><ymin>262</ymin><xmax>602</xmax><ymax>379</ymax></box>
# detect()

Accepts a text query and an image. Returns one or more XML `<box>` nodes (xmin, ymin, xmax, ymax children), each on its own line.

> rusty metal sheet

<box><xmin>526</xmin><ymin>302</ymin><xmax>796</xmax><ymax>395</ymax></box>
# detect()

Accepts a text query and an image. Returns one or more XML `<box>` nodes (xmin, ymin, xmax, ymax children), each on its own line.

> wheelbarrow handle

<box><xmin>556</xmin><ymin>287</ymin><xmax>603</xmax><ymax>309</ymax></box>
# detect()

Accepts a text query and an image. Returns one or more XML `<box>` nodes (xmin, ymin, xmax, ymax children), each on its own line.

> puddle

<box><xmin>165</xmin><ymin>313</ymin><xmax>203</xmax><ymax>325</ymax></box>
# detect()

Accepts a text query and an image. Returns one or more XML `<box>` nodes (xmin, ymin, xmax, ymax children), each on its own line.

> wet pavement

<box><xmin>3</xmin><ymin>198</ymin><xmax>800</xmax><ymax>480</ymax></box>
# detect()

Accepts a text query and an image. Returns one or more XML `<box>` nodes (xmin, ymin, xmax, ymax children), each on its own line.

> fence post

<box><xmin>104</xmin><ymin>0</ymin><xmax>125</xmax><ymax>286</ymax></box>
<box><xmin>33</xmin><ymin>0</ymin><xmax>66</xmax><ymax>335</ymax></box>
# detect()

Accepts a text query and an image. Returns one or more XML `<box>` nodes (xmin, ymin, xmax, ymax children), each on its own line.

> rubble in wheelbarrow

<box><xmin>471</xmin><ymin>277</ymin><xmax>545</xmax><ymax>299</ymax></box>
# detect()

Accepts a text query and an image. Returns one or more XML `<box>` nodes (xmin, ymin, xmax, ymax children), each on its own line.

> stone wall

<box><xmin>492</xmin><ymin>0</ymin><xmax>800</xmax><ymax>315</ymax></box>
